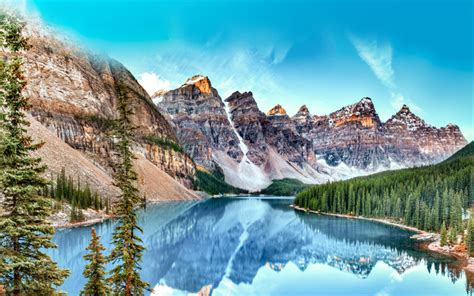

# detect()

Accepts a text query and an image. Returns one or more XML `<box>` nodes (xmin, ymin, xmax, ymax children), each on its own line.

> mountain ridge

<box><xmin>157</xmin><ymin>75</ymin><xmax>467</xmax><ymax>191</ymax></box>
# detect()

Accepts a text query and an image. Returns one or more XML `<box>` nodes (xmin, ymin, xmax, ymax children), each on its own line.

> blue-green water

<box><xmin>50</xmin><ymin>197</ymin><xmax>468</xmax><ymax>295</ymax></box>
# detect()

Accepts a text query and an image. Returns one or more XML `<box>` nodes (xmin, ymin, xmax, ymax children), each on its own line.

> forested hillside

<box><xmin>295</xmin><ymin>142</ymin><xmax>473</xmax><ymax>234</ymax></box>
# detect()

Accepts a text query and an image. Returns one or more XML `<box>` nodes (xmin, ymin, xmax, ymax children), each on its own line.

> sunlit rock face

<box><xmin>266</xmin><ymin>104</ymin><xmax>287</xmax><ymax>116</ymax></box>
<box><xmin>157</xmin><ymin>75</ymin><xmax>243</xmax><ymax>169</ymax></box>
<box><xmin>13</xmin><ymin>25</ymin><xmax>195</xmax><ymax>189</ymax></box>
<box><xmin>308</xmin><ymin>98</ymin><xmax>389</xmax><ymax>169</ymax></box>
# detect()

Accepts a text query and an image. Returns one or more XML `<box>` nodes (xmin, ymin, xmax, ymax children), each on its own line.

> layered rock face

<box><xmin>157</xmin><ymin>80</ymin><xmax>467</xmax><ymax>190</ymax></box>
<box><xmin>300</xmin><ymin>99</ymin><xmax>467</xmax><ymax>169</ymax></box>
<box><xmin>225</xmin><ymin>91</ymin><xmax>268</xmax><ymax>166</ymax></box>
<box><xmin>157</xmin><ymin>75</ymin><xmax>243</xmax><ymax>169</ymax></box>
<box><xmin>309</xmin><ymin>98</ymin><xmax>389</xmax><ymax>168</ymax></box>
<box><xmin>383</xmin><ymin>105</ymin><xmax>467</xmax><ymax>164</ymax></box>
<box><xmin>265</xmin><ymin>104</ymin><xmax>316</xmax><ymax>167</ymax></box>
<box><xmin>15</xmin><ymin>26</ymin><xmax>196</xmax><ymax>194</ymax></box>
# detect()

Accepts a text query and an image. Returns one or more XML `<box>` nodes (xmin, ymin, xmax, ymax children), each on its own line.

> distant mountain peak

<box><xmin>399</xmin><ymin>104</ymin><xmax>411</xmax><ymax>114</ymax></box>
<box><xmin>182</xmin><ymin>75</ymin><xmax>212</xmax><ymax>94</ymax></box>
<box><xmin>267</xmin><ymin>104</ymin><xmax>287</xmax><ymax>116</ymax></box>
<box><xmin>386</xmin><ymin>105</ymin><xmax>427</xmax><ymax>131</ymax></box>
<box><xmin>292</xmin><ymin>105</ymin><xmax>312</xmax><ymax>121</ymax></box>
<box><xmin>329</xmin><ymin>97</ymin><xmax>379</xmax><ymax>128</ymax></box>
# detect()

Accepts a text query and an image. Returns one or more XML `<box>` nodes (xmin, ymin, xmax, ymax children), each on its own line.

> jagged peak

<box><xmin>359</xmin><ymin>97</ymin><xmax>373</xmax><ymax>104</ymax></box>
<box><xmin>182</xmin><ymin>75</ymin><xmax>212</xmax><ymax>94</ymax></box>
<box><xmin>445</xmin><ymin>123</ymin><xmax>460</xmax><ymax>130</ymax></box>
<box><xmin>293</xmin><ymin>104</ymin><xmax>311</xmax><ymax>119</ymax></box>
<box><xmin>298</xmin><ymin>104</ymin><xmax>310</xmax><ymax>114</ymax></box>
<box><xmin>267</xmin><ymin>104</ymin><xmax>287</xmax><ymax>116</ymax></box>
<box><xmin>396</xmin><ymin>104</ymin><xmax>413</xmax><ymax>115</ymax></box>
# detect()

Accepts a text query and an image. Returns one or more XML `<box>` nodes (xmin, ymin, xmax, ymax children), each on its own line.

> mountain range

<box><xmin>156</xmin><ymin>75</ymin><xmax>467</xmax><ymax>191</ymax></box>
<box><xmin>14</xmin><ymin>24</ymin><xmax>468</xmax><ymax>195</ymax></box>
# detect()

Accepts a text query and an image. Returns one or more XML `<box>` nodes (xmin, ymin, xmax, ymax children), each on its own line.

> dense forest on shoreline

<box><xmin>295</xmin><ymin>142</ymin><xmax>473</xmax><ymax>234</ymax></box>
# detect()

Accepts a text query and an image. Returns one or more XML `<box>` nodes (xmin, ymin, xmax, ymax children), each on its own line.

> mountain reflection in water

<box><xmin>50</xmin><ymin>197</ymin><xmax>469</xmax><ymax>295</ymax></box>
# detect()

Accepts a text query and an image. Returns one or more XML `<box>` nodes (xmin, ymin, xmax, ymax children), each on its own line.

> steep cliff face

<box><xmin>157</xmin><ymin>75</ymin><xmax>243</xmax><ymax>169</ymax></box>
<box><xmin>265</xmin><ymin>104</ymin><xmax>316</xmax><ymax>167</ymax></box>
<box><xmin>158</xmin><ymin>78</ymin><xmax>467</xmax><ymax>190</ymax></box>
<box><xmin>223</xmin><ymin>92</ymin><xmax>324</xmax><ymax>189</ymax></box>
<box><xmin>384</xmin><ymin>105</ymin><xmax>467</xmax><ymax>164</ymax></box>
<box><xmin>300</xmin><ymin>99</ymin><xmax>467</xmax><ymax>170</ymax></box>
<box><xmin>17</xmin><ymin>26</ymin><xmax>196</xmax><ymax>192</ymax></box>
<box><xmin>309</xmin><ymin>98</ymin><xmax>389</xmax><ymax>169</ymax></box>
<box><xmin>225</xmin><ymin>91</ymin><xmax>268</xmax><ymax>166</ymax></box>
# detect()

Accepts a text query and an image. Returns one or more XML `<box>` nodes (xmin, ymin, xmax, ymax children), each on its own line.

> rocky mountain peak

<box><xmin>295</xmin><ymin>105</ymin><xmax>311</xmax><ymax>117</ymax></box>
<box><xmin>399</xmin><ymin>104</ymin><xmax>411</xmax><ymax>114</ymax></box>
<box><xmin>182</xmin><ymin>75</ymin><xmax>212</xmax><ymax>94</ymax></box>
<box><xmin>330</xmin><ymin>97</ymin><xmax>380</xmax><ymax>128</ymax></box>
<box><xmin>386</xmin><ymin>105</ymin><xmax>427</xmax><ymax>131</ymax></box>
<box><xmin>267</xmin><ymin>104</ymin><xmax>287</xmax><ymax>116</ymax></box>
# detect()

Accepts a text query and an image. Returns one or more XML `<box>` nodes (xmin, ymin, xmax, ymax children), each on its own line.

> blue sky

<box><xmin>8</xmin><ymin>0</ymin><xmax>474</xmax><ymax>140</ymax></box>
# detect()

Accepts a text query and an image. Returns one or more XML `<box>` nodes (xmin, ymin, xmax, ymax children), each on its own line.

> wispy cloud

<box><xmin>137</xmin><ymin>72</ymin><xmax>172</xmax><ymax>95</ymax></box>
<box><xmin>145</xmin><ymin>41</ymin><xmax>286</xmax><ymax>106</ymax></box>
<box><xmin>351</xmin><ymin>36</ymin><xmax>395</xmax><ymax>89</ymax></box>
<box><xmin>350</xmin><ymin>35</ymin><xmax>421</xmax><ymax>113</ymax></box>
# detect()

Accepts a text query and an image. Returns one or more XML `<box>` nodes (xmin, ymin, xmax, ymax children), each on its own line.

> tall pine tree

<box><xmin>107</xmin><ymin>84</ymin><xmax>148</xmax><ymax>295</ymax></box>
<box><xmin>0</xmin><ymin>12</ymin><xmax>68</xmax><ymax>294</ymax></box>
<box><xmin>81</xmin><ymin>228</ymin><xmax>109</xmax><ymax>296</ymax></box>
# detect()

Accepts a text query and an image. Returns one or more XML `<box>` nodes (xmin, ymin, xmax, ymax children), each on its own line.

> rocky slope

<box><xmin>156</xmin><ymin>76</ymin><xmax>467</xmax><ymax>191</ymax></box>
<box><xmin>10</xmin><ymin>25</ymin><xmax>198</xmax><ymax>202</ymax></box>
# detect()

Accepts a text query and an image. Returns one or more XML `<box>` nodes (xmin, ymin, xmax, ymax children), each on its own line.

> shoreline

<box><xmin>290</xmin><ymin>204</ymin><xmax>426</xmax><ymax>234</ymax></box>
<box><xmin>290</xmin><ymin>204</ymin><xmax>474</xmax><ymax>276</ymax></box>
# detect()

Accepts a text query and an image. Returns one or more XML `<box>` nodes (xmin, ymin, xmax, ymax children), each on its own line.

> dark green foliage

<box><xmin>467</xmin><ymin>220</ymin><xmax>474</xmax><ymax>256</ymax></box>
<box><xmin>143</xmin><ymin>135</ymin><xmax>184</xmax><ymax>153</ymax></box>
<box><xmin>445</xmin><ymin>141</ymin><xmax>474</xmax><ymax>162</ymax></box>
<box><xmin>259</xmin><ymin>178</ymin><xmax>309</xmax><ymax>196</ymax></box>
<box><xmin>295</xmin><ymin>142</ymin><xmax>473</xmax><ymax>233</ymax></box>
<box><xmin>440</xmin><ymin>222</ymin><xmax>447</xmax><ymax>247</ymax></box>
<box><xmin>194</xmin><ymin>167</ymin><xmax>246</xmax><ymax>195</ymax></box>
<box><xmin>81</xmin><ymin>228</ymin><xmax>109</xmax><ymax>296</ymax></box>
<box><xmin>0</xmin><ymin>12</ymin><xmax>69</xmax><ymax>294</ymax></box>
<box><xmin>107</xmin><ymin>84</ymin><xmax>148</xmax><ymax>295</ymax></box>
<box><xmin>448</xmin><ymin>227</ymin><xmax>457</xmax><ymax>245</ymax></box>
<box><xmin>44</xmin><ymin>167</ymin><xmax>103</xmax><ymax>211</ymax></box>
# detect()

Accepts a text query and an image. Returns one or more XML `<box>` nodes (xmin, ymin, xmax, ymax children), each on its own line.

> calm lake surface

<box><xmin>49</xmin><ymin>197</ymin><xmax>469</xmax><ymax>295</ymax></box>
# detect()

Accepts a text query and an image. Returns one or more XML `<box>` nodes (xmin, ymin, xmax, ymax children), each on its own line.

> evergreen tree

<box><xmin>0</xmin><ymin>13</ymin><xmax>68</xmax><ymax>294</ymax></box>
<box><xmin>467</xmin><ymin>220</ymin><xmax>474</xmax><ymax>257</ymax></box>
<box><xmin>81</xmin><ymin>228</ymin><xmax>109</xmax><ymax>296</ymax></box>
<box><xmin>440</xmin><ymin>222</ymin><xmax>448</xmax><ymax>247</ymax></box>
<box><xmin>448</xmin><ymin>227</ymin><xmax>457</xmax><ymax>245</ymax></box>
<box><xmin>108</xmin><ymin>84</ymin><xmax>148</xmax><ymax>295</ymax></box>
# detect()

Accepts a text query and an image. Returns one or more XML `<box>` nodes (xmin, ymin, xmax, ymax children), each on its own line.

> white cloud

<box><xmin>351</xmin><ymin>36</ymin><xmax>395</xmax><ymax>89</ymax></box>
<box><xmin>351</xmin><ymin>35</ymin><xmax>422</xmax><ymax>113</ymax></box>
<box><xmin>137</xmin><ymin>72</ymin><xmax>172</xmax><ymax>96</ymax></box>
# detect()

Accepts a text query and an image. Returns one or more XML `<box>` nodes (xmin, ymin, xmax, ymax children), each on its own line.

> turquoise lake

<box><xmin>49</xmin><ymin>197</ymin><xmax>469</xmax><ymax>295</ymax></box>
